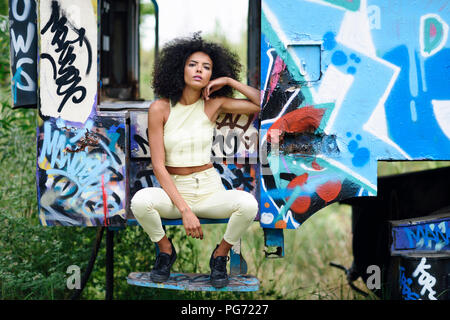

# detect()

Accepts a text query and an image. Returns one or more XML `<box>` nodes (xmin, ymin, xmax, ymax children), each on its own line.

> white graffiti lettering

<box><xmin>11</xmin><ymin>22</ymin><xmax>35</xmax><ymax>56</ymax></box>
<box><xmin>412</xmin><ymin>257</ymin><xmax>437</xmax><ymax>300</ymax></box>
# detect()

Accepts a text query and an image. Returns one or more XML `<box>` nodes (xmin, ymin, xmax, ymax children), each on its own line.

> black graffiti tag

<box><xmin>40</xmin><ymin>1</ymin><xmax>92</xmax><ymax>113</ymax></box>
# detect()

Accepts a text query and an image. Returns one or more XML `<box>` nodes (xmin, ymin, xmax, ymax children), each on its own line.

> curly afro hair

<box><xmin>152</xmin><ymin>33</ymin><xmax>242</xmax><ymax>105</ymax></box>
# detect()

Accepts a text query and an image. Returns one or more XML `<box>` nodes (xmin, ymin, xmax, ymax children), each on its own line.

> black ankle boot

<box><xmin>209</xmin><ymin>245</ymin><xmax>229</xmax><ymax>288</ymax></box>
<box><xmin>150</xmin><ymin>238</ymin><xmax>177</xmax><ymax>283</ymax></box>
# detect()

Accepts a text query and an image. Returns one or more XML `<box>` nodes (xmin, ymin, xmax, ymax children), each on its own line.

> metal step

<box><xmin>127</xmin><ymin>272</ymin><xmax>259</xmax><ymax>292</ymax></box>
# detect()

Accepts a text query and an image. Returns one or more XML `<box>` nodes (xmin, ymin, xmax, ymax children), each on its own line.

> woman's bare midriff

<box><xmin>165</xmin><ymin>162</ymin><xmax>213</xmax><ymax>175</ymax></box>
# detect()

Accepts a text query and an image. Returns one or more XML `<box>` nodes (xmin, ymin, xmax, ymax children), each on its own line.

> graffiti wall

<box><xmin>9</xmin><ymin>0</ymin><xmax>38</xmax><ymax>108</ymax></box>
<box><xmin>37</xmin><ymin>112</ymin><xmax>128</xmax><ymax>226</ymax></box>
<box><xmin>129</xmin><ymin>110</ymin><xmax>259</xmax><ymax>162</ymax></box>
<box><xmin>39</xmin><ymin>0</ymin><xmax>97</xmax><ymax>123</ymax></box>
<box><xmin>260</xmin><ymin>0</ymin><xmax>450</xmax><ymax>229</ymax></box>
<box><xmin>33</xmin><ymin>0</ymin><xmax>259</xmax><ymax>227</ymax></box>
<box><xmin>36</xmin><ymin>0</ymin><xmax>129</xmax><ymax>227</ymax></box>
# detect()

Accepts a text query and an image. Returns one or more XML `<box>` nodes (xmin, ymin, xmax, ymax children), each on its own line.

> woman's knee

<box><xmin>237</xmin><ymin>191</ymin><xmax>259</xmax><ymax>221</ymax></box>
<box><xmin>130</xmin><ymin>188</ymin><xmax>161</xmax><ymax>219</ymax></box>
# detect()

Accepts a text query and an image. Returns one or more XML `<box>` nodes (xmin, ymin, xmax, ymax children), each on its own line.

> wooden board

<box><xmin>127</xmin><ymin>272</ymin><xmax>259</xmax><ymax>292</ymax></box>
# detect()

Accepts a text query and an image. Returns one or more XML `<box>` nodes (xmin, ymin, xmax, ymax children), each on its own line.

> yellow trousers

<box><xmin>130</xmin><ymin>167</ymin><xmax>258</xmax><ymax>246</ymax></box>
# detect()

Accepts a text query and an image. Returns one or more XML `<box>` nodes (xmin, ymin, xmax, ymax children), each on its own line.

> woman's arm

<box><xmin>203</xmin><ymin>77</ymin><xmax>261</xmax><ymax>115</ymax></box>
<box><xmin>147</xmin><ymin>100</ymin><xmax>204</xmax><ymax>240</ymax></box>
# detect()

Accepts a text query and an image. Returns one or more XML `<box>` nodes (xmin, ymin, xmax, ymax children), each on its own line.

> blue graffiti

<box><xmin>11</xmin><ymin>66</ymin><xmax>22</xmax><ymax>104</ymax></box>
<box><xmin>107</xmin><ymin>123</ymin><xmax>125</xmax><ymax>152</ymax></box>
<box><xmin>384</xmin><ymin>46</ymin><xmax>450</xmax><ymax>158</ymax></box>
<box><xmin>261</xmin><ymin>0</ymin><xmax>450</xmax><ymax>228</ymax></box>
<box><xmin>324</xmin><ymin>32</ymin><xmax>361</xmax><ymax>75</ymax></box>
<box><xmin>323</xmin><ymin>31</ymin><xmax>337</xmax><ymax>51</ymax></box>
<box><xmin>332</xmin><ymin>50</ymin><xmax>347</xmax><ymax>66</ymax></box>
<box><xmin>399</xmin><ymin>266</ymin><xmax>421</xmax><ymax>300</ymax></box>
<box><xmin>346</xmin><ymin>132</ymin><xmax>370</xmax><ymax>167</ymax></box>
<box><xmin>39</xmin><ymin>121</ymin><xmax>122</xmax><ymax>218</ymax></box>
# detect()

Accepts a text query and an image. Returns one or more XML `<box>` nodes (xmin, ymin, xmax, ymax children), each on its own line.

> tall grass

<box><xmin>188</xmin><ymin>203</ymin><xmax>376</xmax><ymax>300</ymax></box>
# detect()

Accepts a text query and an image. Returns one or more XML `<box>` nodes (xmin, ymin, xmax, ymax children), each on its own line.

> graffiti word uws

<box><xmin>40</xmin><ymin>0</ymin><xmax>92</xmax><ymax>113</ymax></box>
<box><xmin>412</xmin><ymin>257</ymin><xmax>437</xmax><ymax>300</ymax></box>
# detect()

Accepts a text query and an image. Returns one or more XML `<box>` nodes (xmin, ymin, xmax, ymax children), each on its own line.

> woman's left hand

<box><xmin>203</xmin><ymin>77</ymin><xmax>229</xmax><ymax>100</ymax></box>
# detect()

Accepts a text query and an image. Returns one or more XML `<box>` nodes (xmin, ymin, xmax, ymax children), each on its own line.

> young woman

<box><xmin>130</xmin><ymin>34</ymin><xmax>260</xmax><ymax>288</ymax></box>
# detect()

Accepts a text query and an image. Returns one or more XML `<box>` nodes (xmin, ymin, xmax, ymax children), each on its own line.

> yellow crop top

<box><xmin>163</xmin><ymin>98</ymin><xmax>215</xmax><ymax>167</ymax></box>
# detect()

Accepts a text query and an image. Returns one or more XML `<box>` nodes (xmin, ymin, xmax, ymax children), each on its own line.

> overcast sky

<box><xmin>140</xmin><ymin>0</ymin><xmax>249</xmax><ymax>50</ymax></box>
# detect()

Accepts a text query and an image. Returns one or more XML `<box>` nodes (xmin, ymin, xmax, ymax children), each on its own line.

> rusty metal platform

<box><xmin>127</xmin><ymin>272</ymin><xmax>259</xmax><ymax>292</ymax></box>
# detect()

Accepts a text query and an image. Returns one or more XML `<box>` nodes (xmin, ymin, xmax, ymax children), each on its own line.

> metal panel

<box><xmin>127</xmin><ymin>272</ymin><xmax>259</xmax><ymax>292</ymax></box>
<box><xmin>260</xmin><ymin>0</ymin><xmax>450</xmax><ymax>229</ymax></box>
<box><xmin>391</xmin><ymin>214</ymin><xmax>450</xmax><ymax>255</ymax></box>
<box><xmin>37</xmin><ymin>111</ymin><xmax>129</xmax><ymax>227</ymax></box>
<box><xmin>212</xmin><ymin>113</ymin><xmax>259</xmax><ymax>162</ymax></box>
<box><xmin>35</xmin><ymin>0</ymin><xmax>133</xmax><ymax>227</ymax></box>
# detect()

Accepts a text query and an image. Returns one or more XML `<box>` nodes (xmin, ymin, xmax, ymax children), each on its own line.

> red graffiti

<box><xmin>286</xmin><ymin>173</ymin><xmax>311</xmax><ymax>214</ymax></box>
<box><xmin>288</xmin><ymin>173</ymin><xmax>309</xmax><ymax>187</ymax></box>
<box><xmin>101</xmin><ymin>175</ymin><xmax>109</xmax><ymax>226</ymax></box>
<box><xmin>291</xmin><ymin>195</ymin><xmax>311</xmax><ymax>214</ymax></box>
<box><xmin>312</xmin><ymin>160</ymin><xmax>323</xmax><ymax>170</ymax></box>
<box><xmin>274</xmin><ymin>220</ymin><xmax>287</xmax><ymax>229</ymax></box>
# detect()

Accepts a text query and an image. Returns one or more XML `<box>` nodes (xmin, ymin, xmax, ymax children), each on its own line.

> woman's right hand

<box><xmin>181</xmin><ymin>209</ymin><xmax>204</xmax><ymax>240</ymax></box>
<box><xmin>203</xmin><ymin>77</ymin><xmax>229</xmax><ymax>100</ymax></box>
